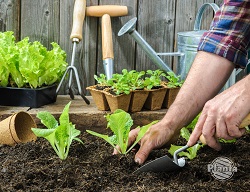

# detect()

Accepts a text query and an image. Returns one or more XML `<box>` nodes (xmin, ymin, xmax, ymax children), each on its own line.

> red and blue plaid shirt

<box><xmin>198</xmin><ymin>0</ymin><xmax>250</xmax><ymax>68</ymax></box>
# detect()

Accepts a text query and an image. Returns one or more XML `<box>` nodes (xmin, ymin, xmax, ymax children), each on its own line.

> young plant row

<box><xmin>31</xmin><ymin>102</ymin><xmax>158</xmax><ymax>159</ymax></box>
<box><xmin>94</xmin><ymin>69</ymin><xmax>183</xmax><ymax>95</ymax></box>
<box><xmin>87</xmin><ymin>69</ymin><xmax>184</xmax><ymax>112</ymax></box>
<box><xmin>32</xmin><ymin>102</ymin><xmax>242</xmax><ymax>161</ymax></box>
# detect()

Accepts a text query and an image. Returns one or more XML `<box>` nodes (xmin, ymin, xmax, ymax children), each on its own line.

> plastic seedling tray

<box><xmin>0</xmin><ymin>84</ymin><xmax>57</xmax><ymax>108</ymax></box>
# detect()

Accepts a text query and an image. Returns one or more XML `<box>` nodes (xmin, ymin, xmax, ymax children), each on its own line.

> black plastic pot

<box><xmin>0</xmin><ymin>84</ymin><xmax>57</xmax><ymax>108</ymax></box>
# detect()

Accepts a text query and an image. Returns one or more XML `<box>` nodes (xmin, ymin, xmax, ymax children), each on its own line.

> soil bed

<box><xmin>0</xmin><ymin>130</ymin><xmax>249</xmax><ymax>192</ymax></box>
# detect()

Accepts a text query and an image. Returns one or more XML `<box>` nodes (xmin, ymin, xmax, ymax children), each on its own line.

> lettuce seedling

<box><xmin>168</xmin><ymin>113</ymin><xmax>238</xmax><ymax>160</ymax></box>
<box><xmin>86</xmin><ymin>109</ymin><xmax>157</xmax><ymax>154</ymax></box>
<box><xmin>31</xmin><ymin>102</ymin><xmax>83</xmax><ymax>160</ymax></box>
<box><xmin>168</xmin><ymin>114</ymin><xmax>203</xmax><ymax>160</ymax></box>
<box><xmin>165</xmin><ymin>71</ymin><xmax>184</xmax><ymax>88</ymax></box>
<box><xmin>144</xmin><ymin>69</ymin><xmax>166</xmax><ymax>90</ymax></box>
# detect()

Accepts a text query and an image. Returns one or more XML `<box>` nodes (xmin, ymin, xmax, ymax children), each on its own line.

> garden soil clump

<box><xmin>0</xmin><ymin>130</ymin><xmax>249</xmax><ymax>192</ymax></box>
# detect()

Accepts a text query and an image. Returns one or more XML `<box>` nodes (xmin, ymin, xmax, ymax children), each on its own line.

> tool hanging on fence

<box><xmin>56</xmin><ymin>0</ymin><xmax>90</xmax><ymax>104</ymax></box>
<box><xmin>86</xmin><ymin>5</ymin><xmax>130</xmax><ymax>80</ymax></box>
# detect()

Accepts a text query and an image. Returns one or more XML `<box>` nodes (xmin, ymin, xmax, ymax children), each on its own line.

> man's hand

<box><xmin>188</xmin><ymin>75</ymin><xmax>250</xmax><ymax>150</ymax></box>
<box><xmin>113</xmin><ymin>120</ymin><xmax>179</xmax><ymax>165</ymax></box>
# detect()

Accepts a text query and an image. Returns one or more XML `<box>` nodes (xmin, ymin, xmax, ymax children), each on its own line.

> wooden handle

<box><xmin>200</xmin><ymin>113</ymin><xmax>250</xmax><ymax>144</ymax></box>
<box><xmin>86</xmin><ymin>5</ymin><xmax>128</xmax><ymax>17</ymax></box>
<box><xmin>102</xmin><ymin>14</ymin><xmax>114</xmax><ymax>60</ymax></box>
<box><xmin>70</xmin><ymin>0</ymin><xmax>86</xmax><ymax>41</ymax></box>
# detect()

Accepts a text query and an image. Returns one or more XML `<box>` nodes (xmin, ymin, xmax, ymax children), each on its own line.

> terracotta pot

<box><xmin>129</xmin><ymin>89</ymin><xmax>149</xmax><ymax>112</ymax></box>
<box><xmin>0</xmin><ymin>111</ymin><xmax>37</xmax><ymax>146</ymax></box>
<box><xmin>162</xmin><ymin>87</ymin><xmax>180</xmax><ymax>109</ymax></box>
<box><xmin>87</xmin><ymin>85</ymin><xmax>110</xmax><ymax>111</ymax></box>
<box><xmin>143</xmin><ymin>87</ymin><xmax>167</xmax><ymax>110</ymax></box>
<box><xmin>104</xmin><ymin>92</ymin><xmax>132</xmax><ymax>112</ymax></box>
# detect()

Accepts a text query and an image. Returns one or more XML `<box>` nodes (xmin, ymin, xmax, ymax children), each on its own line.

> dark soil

<box><xmin>0</xmin><ymin>130</ymin><xmax>249</xmax><ymax>192</ymax></box>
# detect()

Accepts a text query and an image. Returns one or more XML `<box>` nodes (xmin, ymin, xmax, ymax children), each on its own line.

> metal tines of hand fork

<box><xmin>56</xmin><ymin>39</ymin><xmax>90</xmax><ymax>105</ymax></box>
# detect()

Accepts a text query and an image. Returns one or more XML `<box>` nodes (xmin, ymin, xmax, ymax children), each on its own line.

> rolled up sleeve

<box><xmin>198</xmin><ymin>0</ymin><xmax>250</xmax><ymax>68</ymax></box>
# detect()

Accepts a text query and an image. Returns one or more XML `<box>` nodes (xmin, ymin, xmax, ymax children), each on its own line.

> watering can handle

<box><xmin>193</xmin><ymin>3</ymin><xmax>220</xmax><ymax>31</ymax></box>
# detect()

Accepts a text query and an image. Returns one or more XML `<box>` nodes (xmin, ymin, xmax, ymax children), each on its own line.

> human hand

<box><xmin>113</xmin><ymin>120</ymin><xmax>180</xmax><ymax>165</ymax></box>
<box><xmin>187</xmin><ymin>78</ymin><xmax>250</xmax><ymax>150</ymax></box>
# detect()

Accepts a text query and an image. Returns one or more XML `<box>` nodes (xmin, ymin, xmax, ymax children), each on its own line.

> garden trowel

<box><xmin>134</xmin><ymin>113</ymin><xmax>250</xmax><ymax>173</ymax></box>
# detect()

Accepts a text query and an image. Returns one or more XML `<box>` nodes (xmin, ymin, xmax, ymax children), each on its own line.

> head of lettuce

<box><xmin>0</xmin><ymin>31</ymin><xmax>67</xmax><ymax>88</ymax></box>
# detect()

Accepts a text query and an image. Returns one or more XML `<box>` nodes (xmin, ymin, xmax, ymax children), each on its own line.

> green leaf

<box><xmin>105</xmin><ymin>109</ymin><xmax>133</xmax><ymax>154</ymax></box>
<box><xmin>37</xmin><ymin>111</ymin><xmax>58</xmax><ymax>129</ymax></box>
<box><xmin>59</xmin><ymin>101</ymin><xmax>71</xmax><ymax>125</ymax></box>
<box><xmin>31</xmin><ymin>128</ymin><xmax>55</xmax><ymax>137</ymax></box>
<box><xmin>127</xmin><ymin>120</ymin><xmax>158</xmax><ymax>153</ymax></box>
<box><xmin>55</xmin><ymin>124</ymin><xmax>69</xmax><ymax>159</ymax></box>
<box><xmin>180</xmin><ymin>127</ymin><xmax>191</xmax><ymax>141</ymax></box>
<box><xmin>168</xmin><ymin>143</ymin><xmax>203</xmax><ymax>160</ymax></box>
<box><xmin>86</xmin><ymin>130</ymin><xmax>117</xmax><ymax>150</ymax></box>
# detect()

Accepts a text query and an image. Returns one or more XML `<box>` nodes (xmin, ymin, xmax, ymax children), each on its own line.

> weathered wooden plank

<box><xmin>136</xmin><ymin>0</ymin><xmax>176</xmax><ymax>73</ymax></box>
<box><xmin>20</xmin><ymin>0</ymin><xmax>60</xmax><ymax>49</ymax></box>
<box><xmin>0</xmin><ymin>0</ymin><xmax>20</xmax><ymax>39</ymax></box>
<box><xmin>97</xmin><ymin>0</ymin><xmax>137</xmax><ymax>75</ymax></box>
<box><xmin>0</xmin><ymin>95</ymin><xmax>166</xmax><ymax>131</ymax></box>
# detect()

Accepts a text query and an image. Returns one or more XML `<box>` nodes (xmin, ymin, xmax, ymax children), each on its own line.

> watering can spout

<box><xmin>118</xmin><ymin>17</ymin><xmax>177</xmax><ymax>77</ymax></box>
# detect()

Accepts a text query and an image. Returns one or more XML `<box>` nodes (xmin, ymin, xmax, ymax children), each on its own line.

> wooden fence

<box><xmin>0</xmin><ymin>0</ymin><xmax>223</xmax><ymax>95</ymax></box>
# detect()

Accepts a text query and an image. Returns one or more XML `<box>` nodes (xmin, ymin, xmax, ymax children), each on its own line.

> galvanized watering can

<box><xmin>118</xmin><ymin>3</ymin><xmax>237</xmax><ymax>89</ymax></box>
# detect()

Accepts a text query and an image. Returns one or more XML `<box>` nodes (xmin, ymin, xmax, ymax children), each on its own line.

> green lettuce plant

<box><xmin>165</xmin><ymin>71</ymin><xmax>184</xmax><ymax>88</ymax></box>
<box><xmin>94</xmin><ymin>74</ymin><xmax>109</xmax><ymax>86</ymax></box>
<box><xmin>168</xmin><ymin>113</ymin><xmax>238</xmax><ymax>160</ymax></box>
<box><xmin>31</xmin><ymin>102</ymin><xmax>83</xmax><ymax>160</ymax></box>
<box><xmin>143</xmin><ymin>69</ymin><xmax>166</xmax><ymax>90</ymax></box>
<box><xmin>86</xmin><ymin>109</ymin><xmax>158</xmax><ymax>154</ymax></box>
<box><xmin>168</xmin><ymin>114</ymin><xmax>203</xmax><ymax>160</ymax></box>
<box><xmin>0</xmin><ymin>31</ymin><xmax>67</xmax><ymax>88</ymax></box>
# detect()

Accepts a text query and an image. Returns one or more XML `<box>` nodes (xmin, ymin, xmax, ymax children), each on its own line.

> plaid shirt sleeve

<box><xmin>198</xmin><ymin>0</ymin><xmax>250</xmax><ymax>68</ymax></box>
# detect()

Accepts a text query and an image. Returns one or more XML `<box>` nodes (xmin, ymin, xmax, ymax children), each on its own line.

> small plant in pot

<box><xmin>104</xmin><ymin>71</ymin><xmax>132</xmax><ymax>112</ymax></box>
<box><xmin>86</xmin><ymin>74</ymin><xmax>110</xmax><ymax>111</ymax></box>
<box><xmin>143</xmin><ymin>69</ymin><xmax>168</xmax><ymax>110</ymax></box>
<box><xmin>162</xmin><ymin>71</ymin><xmax>184</xmax><ymax>109</ymax></box>
<box><xmin>123</xmin><ymin>69</ymin><xmax>149</xmax><ymax>112</ymax></box>
<box><xmin>0</xmin><ymin>31</ymin><xmax>67</xmax><ymax>108</ymax></box>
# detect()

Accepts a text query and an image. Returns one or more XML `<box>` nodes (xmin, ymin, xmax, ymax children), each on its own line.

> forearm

<box><xmin>162</xmin><ymin>51</ymin><xmax>235</xmax><ymax>131</ymax></box>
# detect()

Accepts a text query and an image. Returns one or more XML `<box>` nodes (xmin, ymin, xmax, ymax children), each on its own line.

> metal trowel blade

<box><xmin>133</xmin><ymin>155</ymin><xmax>185</xmax><ymax>174</ymax></box>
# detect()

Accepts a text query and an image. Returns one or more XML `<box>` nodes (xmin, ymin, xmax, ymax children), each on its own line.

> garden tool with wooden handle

<box><xmin>86</xmin><ymin>5</ymin><xmax>131</xmax><ymax>80</ymax></box>
<box><xmin>56</xmin><ymin>0</ymin><xmax>90</xmax><ymax>104</ymax></box>
<box><xmin>134</xmin><ymin>113</ymin><xmax>250</xmax><ymax>173</ymax></box>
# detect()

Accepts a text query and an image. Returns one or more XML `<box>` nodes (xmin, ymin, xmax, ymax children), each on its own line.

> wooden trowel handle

<box><xmin>102</xmin><ymin>14</ymin><xmax>114</xmax><ymax>60</ymax></box>
<box><xmin>70</xmin><ymin>0</ymin><xmax>86</xmax><ymax>41</ymax></box>
<box><xmin>200</xmin><ymin>113</ymin><xmax>250</xmax><ymax>144</ymax></box>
